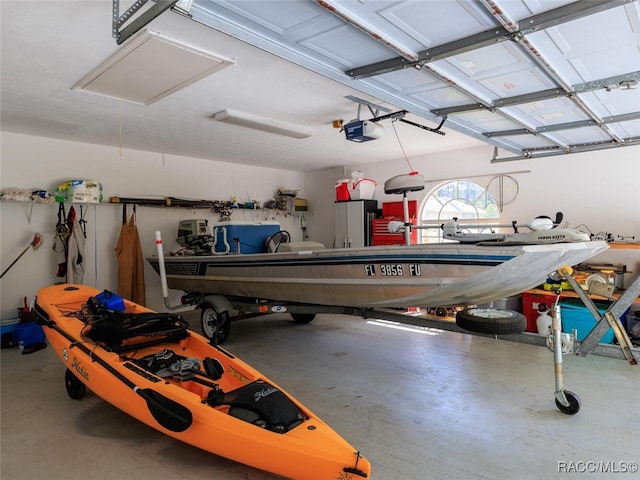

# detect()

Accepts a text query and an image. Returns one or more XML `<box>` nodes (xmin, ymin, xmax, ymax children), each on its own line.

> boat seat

<box><xmin>277</xmin><ymin>241</ymin><xmax>325</xmax><ymax>252</ymax></box>
<box><xmin>265</xmin><ymin>230</ymin><xmax>291</xmax><ymax>253</ymax></box>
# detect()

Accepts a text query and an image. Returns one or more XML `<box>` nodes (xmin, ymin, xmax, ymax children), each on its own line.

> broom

<box><xmin>1</xmin><ymin>233</ymin><xmax>44</xmax><ymax>279</ymax></box>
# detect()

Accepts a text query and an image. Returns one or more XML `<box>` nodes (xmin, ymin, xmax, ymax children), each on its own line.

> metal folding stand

<box><xmin>557</xmin><ymin>267</ymin><xmax>639</xmax><ymax>365</ymax></box>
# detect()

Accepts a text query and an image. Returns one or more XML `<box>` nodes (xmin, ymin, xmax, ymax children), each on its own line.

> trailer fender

<box><xmin>201</xmin><ymin>295</ymin><xmax>234</xmax><ymax>315</ymax></box>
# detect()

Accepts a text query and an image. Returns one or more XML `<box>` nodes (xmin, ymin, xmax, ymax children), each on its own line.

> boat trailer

<box><xmin>183</xmin><ymin>270</ymin><xmax>639</xmax><ymax>417</ymax></box>
<box><xmin>155</xmin><ymin>231</ymin><xmax>639</xmax><ymax>415</ymax></box>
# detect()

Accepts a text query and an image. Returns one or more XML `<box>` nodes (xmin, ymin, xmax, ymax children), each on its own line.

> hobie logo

<box><xmin>254</xmin><ymin>386</ymin><xmax>278</xmax><ymax>402</ymax></box>
<box><xmin>71</xmin><ymin>357</ymin><xmax>89</xmax><ymax>380</ymax></box>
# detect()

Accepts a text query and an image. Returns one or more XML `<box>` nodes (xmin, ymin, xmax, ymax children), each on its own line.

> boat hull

<box><xmin>148</xmin><ymin>241</ymin><xmax>609</xmax><ymax>308</ymax></box>
<box><xmin>35</xmin><ymin>284</ymin><xmax>370</xmax><ymax>479</ymax></box>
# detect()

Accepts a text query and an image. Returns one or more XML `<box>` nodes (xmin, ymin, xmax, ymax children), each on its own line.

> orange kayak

<box><xmin>35</xmin><ymin>284</ymin><xmax>370</xmax><ymax>479</ymax></box>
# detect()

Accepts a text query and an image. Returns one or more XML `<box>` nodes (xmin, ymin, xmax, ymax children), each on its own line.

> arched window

<box><xmin>419</xmin><ymin>180</ymin><xmax>500</xmax><ymax>243</ymax></box>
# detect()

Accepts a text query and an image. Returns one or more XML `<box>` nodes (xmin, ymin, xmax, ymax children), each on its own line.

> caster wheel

<box><xmin>556</xmin><ymin>390</ymin><xmax>580</xmax><ymax>415</ymax></box>
<box><xmin>65</xmin><ymin>369</ymin><xmax>86</xmax><ymax>400</ymax></box>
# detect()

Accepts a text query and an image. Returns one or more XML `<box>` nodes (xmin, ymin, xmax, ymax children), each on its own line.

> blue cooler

<box><xmin>212</xmin><ymin>222</ymin><xmax>281</xmax><ymax>254</ymax></box>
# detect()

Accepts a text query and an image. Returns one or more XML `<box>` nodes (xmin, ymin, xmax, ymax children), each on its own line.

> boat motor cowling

<box><xmin>177</xmin><ymin>219</ymin><xmax>213</xmax><ymax>255</ymax></box>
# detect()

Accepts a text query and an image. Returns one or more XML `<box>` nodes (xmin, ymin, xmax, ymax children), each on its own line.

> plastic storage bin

<box><xmin>349</xmin><ymin>178</ymin><xmax>377</xmax><ymax>200</ymax></box>
<box><xmin>15</xmin><ymin>322</ymin><xmax>46</xmax><ymax>349</ymax></box>
<box><xmin>1</xmin><ymin>318</ymin><xmax>20</xmax><ymax>348</ymax></box>
<box><xmin>560</xmin><ymin>299</ymin><xmax>616</xmax><ymax>344</ymax></box>
<box><xmin>335</xmin><ymin>180</ymin><xmax>351</xmax><ymax>201</ymax></box>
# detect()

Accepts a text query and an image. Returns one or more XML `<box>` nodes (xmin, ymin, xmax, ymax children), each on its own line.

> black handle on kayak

<box><xmin>35</xmin><ymin>303</ymin><xmax>193</xmax><ymax>433</ymax></box>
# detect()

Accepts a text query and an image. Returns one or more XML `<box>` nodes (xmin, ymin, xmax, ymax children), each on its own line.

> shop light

<box><xmin>212</xmin><ymin>109</ymin><xmax>312</xmax><ymax>139</ymax></box>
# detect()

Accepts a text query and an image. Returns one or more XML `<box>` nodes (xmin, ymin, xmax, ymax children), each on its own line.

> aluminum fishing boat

<box><xmin>147</xmin><ymin>240</ymin><xmax>609</xmax><ymax>309</ymax></box>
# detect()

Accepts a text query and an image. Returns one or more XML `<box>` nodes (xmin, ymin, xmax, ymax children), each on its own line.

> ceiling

<box><xmin>2</xmin><ymin>1</ymin><xmax>639</xmax><ymax>173</ymax></box>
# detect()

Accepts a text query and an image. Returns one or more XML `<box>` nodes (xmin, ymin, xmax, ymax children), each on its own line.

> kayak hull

<box><xmin>35</xmin><ymin>284</ymin><xmax>370</xmax><ymax>479</ymax></box>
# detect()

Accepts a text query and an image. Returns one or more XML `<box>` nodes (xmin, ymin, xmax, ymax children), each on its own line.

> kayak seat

<box><xmin>206</xmin><ymin>380</ymin><xmax>304</xmax><ymax>433</ymax></box>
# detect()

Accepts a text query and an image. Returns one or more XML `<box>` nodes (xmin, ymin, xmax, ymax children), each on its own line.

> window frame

<box><xmin>418</xmin><ymin>179</ymin><xmax>501</xmax><ymax>243</ymax></box>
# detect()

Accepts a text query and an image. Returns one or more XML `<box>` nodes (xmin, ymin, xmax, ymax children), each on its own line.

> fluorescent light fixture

<box><xmin>212</xmin><ymin>109</ymin><xmax>312</xmax><ymax>139</ymax></box>
<box><xmin>73</xmin><ymin>29</ymin><xmax>232</xmax><ymax>105</ymax></box>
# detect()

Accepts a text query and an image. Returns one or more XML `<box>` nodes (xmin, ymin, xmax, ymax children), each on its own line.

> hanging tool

<box><xmin>1</xmin><ymin>233</ymin><xmax>44</xmax><ymax>279</ymax></box>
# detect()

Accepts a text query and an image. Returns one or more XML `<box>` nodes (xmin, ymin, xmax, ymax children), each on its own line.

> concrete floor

<box><xmin>1</xmin><ymin>311</ymin><xmax>638</xmax><ymax>480</ymax></box>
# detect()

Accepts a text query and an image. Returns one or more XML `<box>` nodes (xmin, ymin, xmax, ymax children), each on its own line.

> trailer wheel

<box><xmin>456</xmin><ymin>308</ymin><xmax>526</xmax><ymax>335</ymax></box>
<box><xmin>201</xmin><ymin>304</ymin><xmax>230</xmax><ymax>344</ymax></box>
<box><xmin>556</xmin><ymin>390</ymin><xmax>581</xmax><ymax>415</ymax></box>
<box><xmin>65</xmin><ymin>369</ymin><xmax>86</xmax><ymax>400</ymax></box>
<box><xmin>291</xmin><ymin>313</ymin><xmax>316</xmax><ymax>324</ymax></box>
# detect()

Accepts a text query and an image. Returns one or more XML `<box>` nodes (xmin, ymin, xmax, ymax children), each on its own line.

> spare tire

<box><xmin>456</xmin><ymin>308</ymin><xmax>526</xmax><ymax>335</ymax></box>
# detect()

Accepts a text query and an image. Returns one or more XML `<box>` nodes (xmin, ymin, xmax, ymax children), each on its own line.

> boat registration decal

<box><xmin>71</xmin><ymin>357</ymin><xmax>89</xmax><ymax>380</ymax></box>
<box><xmin>364</xmin><ymin>264</ymin><xmax>421</xmax><ymax>276</ymax></box>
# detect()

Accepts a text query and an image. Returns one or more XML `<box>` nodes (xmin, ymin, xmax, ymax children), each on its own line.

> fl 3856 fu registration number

<box><xmin>364</xmin><ymin>264</ymin><xmax>421</xmax><ymax>276</ymax></box>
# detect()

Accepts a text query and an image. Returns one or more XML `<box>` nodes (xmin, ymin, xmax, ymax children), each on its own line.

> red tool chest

<box><xmin>372</xmin><ymin>201</ymin><xmax>418</xmax><ymax>246</ymax></box>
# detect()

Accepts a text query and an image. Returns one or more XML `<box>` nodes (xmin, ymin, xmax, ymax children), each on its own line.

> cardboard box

<box><xmin>294</xmin><ymin>198</ymin><xmax>308</xmax><ymax>211</ymax></box>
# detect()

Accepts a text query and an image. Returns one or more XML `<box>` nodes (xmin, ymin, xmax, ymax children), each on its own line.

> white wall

<box><xmin>304</xmin><ymin>144</ymin><xmax>640</xmax><ymax>289</ymax></box>
<box><xmin>3</xmin><ymin>132</ymin><xmax>639</xmax><ymax>320</ymax></box>
<box><xmin>0</xmin><ymin>132</ymin><xmax>305</xmax><ymax>318</ymax></box>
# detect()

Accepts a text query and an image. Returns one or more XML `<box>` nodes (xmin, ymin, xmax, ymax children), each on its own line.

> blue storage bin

<box><xmin>15</xmin><ymin>322</ymin><xmax>46</xmax><ymax>349</ymax></box>
<box><xmin>560</xmin><ymin>299</ymin><xmax>617</xmax><ymax>344</ymax></box>
<box><xmin>1</xmin><ymin>318</ymin><xmax>20</xmax><ymax>348</ymax></box>
<box><xmin>212</xmin><ymin>222</ymin><xmax>281</xmax><ymax>254</ymax></box>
